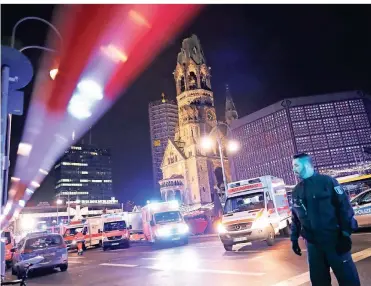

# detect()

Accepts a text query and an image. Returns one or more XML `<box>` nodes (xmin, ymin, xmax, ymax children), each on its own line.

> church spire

<box><xmin>225</xmin><ymin>84</ymin><xmax>238</xmax><ymax>125</ymax></box>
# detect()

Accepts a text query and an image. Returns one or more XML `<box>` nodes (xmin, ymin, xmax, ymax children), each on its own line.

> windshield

<box><xmin>25</xmin><ymin>235</ymin><xmax>64</xmax><ymax>250</ymax></box>
<box><xmin>64</xmin><ymin>227</ymin><xmax>83</xmax><ymax>237</ymax></box>
<box><xmin>154</xmin><ymin>211</ymin><xmax>182</xmax><ymax>224</ymax></box>
<box><xmin>103</xmin><ymin>220</ymin><xmax>126</xmax><ymax>232</ymax></box>
<box><xmin>224</xmin><ymin>192</ymin><xmax>265</xmax><ymax>214</ymax></box>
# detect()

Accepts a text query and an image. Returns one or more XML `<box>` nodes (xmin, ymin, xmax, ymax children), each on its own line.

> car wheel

<box><xmin>123</xmin><ymin>240</ymin><xmax>130</xmax><ymax>249</ymax></box>
<box><xmin>266</xmin><ymin>225</ymin><xmax>275</xmax><ymax>246</ymax></box>
<box><xmin>103</xmin><ymin>246</ymin><xmax>108</xmax><ymax>251</ymax></box>
<box><xmin>60</xmin><ymin>264</ymin><xmax>68</xmax><ymax>272</ymax></box>
<box><xmin>223</xmin><ymin>244</ymin><xmax>233</xmax><ymax>251</ymax></box>
<box><xmin>16</xmin><ymin>266</ymin><xmax>23</xmax><ymax>279</ymax></box>
<box><xmin>282</xmin><ymin>221</ymin><xmax>291</xmax><ymax>237</ymax></box>
<box><xmin>183</xmin><ymin>237</ymin><xmax>189</xmax><ymax>245</ymax></box>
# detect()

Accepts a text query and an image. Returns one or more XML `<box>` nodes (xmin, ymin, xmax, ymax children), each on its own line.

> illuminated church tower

<box><xmin>160</xmin><ymin>35</ymin><xmax>231</xmax><ymax>205</ymax></box>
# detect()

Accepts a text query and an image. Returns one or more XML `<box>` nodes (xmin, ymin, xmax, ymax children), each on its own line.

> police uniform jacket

<box><xmin>290</xmin><ymin>173</ymin><xmax>355</xmax><ymax>244</ymax></box>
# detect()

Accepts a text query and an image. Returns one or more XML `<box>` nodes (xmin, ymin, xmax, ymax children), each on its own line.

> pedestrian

<box><xmin>290</xmin><ymin>153</ymin><xmax>360</xmax><ymax>286</ymax></box>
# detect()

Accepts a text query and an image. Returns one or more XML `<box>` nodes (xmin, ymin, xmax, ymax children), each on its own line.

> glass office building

<box><xmin>231</xmin><ymin>91</ymin><xmax>371</xmax><ymax>185</ymax></box>
<box><xmin>54</xmin><ymin>144</ymin><xmax>116</xmax><ymax>204</ymax></box>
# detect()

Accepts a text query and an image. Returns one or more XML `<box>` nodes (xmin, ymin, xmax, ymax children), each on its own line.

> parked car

<box><xmin>11</xmin><ymin>232</ymin><xmax>68</xmax><ymax>278</ymax></box>
<box><xmin>351</xmin><ymin>189</ymin><xmax>371</xmax><ymax>228</ymax></box>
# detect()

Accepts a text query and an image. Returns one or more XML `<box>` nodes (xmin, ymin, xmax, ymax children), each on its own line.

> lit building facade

<box><xmin>149</xmin><ymin>94</ymin><xmax>178</xmax><ymax>191</ymax></box>
<box><xmin>54</xmin><ymin>145</ymin><xmax>116</xmax><ymax>204</ymax></box>
<box><xmin>231</xmin><ymin>91</ymin><xmax>371</xmax><ymax>185</ymax></box>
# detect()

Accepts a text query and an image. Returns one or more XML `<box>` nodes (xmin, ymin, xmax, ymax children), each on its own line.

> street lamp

<box><xmin>200</xmin><ymin>122</ymin><xmax>239</xmax><ymax>201</ymax></box>
<box><xmin>49</xmin><ymin>68</ymin><xmax>59</xmax><ymax>80</ymax></box>
<box><xmin>227</xmin><ymin>140</ymin><xmax>240</xmax><ymax>153</ymax></box>
<box><xmin>11</xmin><ymin>17</ymin><xmax>63</xmax><ymax>80</ymax></box>
<box><xmin>2</xmin><ymin>16</ymin><xmax>63</xmax><ymax>204</ymax></box>
<box><xmin>56</xmin><ymin>198</ymin><xmax>63</xmax><ymax>224</ymax></box>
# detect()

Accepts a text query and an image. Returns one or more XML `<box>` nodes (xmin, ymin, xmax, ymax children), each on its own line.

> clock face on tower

<box><xmin>207</xmin><ymin>110</ymin><xmax>215</xmax><ymax>121</ymax></box>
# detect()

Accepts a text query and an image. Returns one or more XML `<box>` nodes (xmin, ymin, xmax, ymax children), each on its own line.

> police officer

<box><xmin>291</xmin><ymin>153</ymin><xmax>360</xmax><ymax>286</ymax></box>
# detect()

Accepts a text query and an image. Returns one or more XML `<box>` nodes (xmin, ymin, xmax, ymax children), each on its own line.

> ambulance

<box><xmin>62</xmin><ymin>217</ymin><xmax>101</xmax><ymax>250</ymax></box>
<box><xmin>100</xmin><ymin>213</ymin><xmax>131</xmax><ymax>251</ymax></box>
<box><xmin>141</xmin><ymin>201</ymin><xmax>189</xmax><ymax>246</ymax></box>
<box><xmin>218</xmin><ymin>175</ymin><xmax>291</xmax><ymax>251</ymax></box>
<box><xmin>123</xmin><ymin>211</ymin><xmax>144</xmax><ymax>241</ymax></box>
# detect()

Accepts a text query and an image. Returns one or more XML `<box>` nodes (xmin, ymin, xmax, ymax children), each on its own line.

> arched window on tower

<box><xmin>188</xmin><ymin>71</ymin><xmax>197</xmax><ymax>90</ymax></box>
<box><xmin>180</xmin><ymin>76</ymin><xmax>185</xmax><ymax>92</ymax></box>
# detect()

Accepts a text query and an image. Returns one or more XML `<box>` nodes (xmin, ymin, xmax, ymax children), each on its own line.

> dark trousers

<box><xmin>306</xmin><ymin>242</ymin><xmax>360</xmax><ymax>286</ymax></box>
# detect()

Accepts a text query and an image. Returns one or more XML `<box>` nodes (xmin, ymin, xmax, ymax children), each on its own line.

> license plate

<box><xmin>44</xmin><ymin>252</ymin><xmax>56</xmax><ymax>257</ymax></box>
<box><xmin>111</xmin><ymin>243</ymin><xmax>119</xmax><ymax>246</ymax></box>
<box><xmin>172</xmin><ymin>237</ymin><xmax>180</xmax><ymax>241</ymax></box>
<box><xmin>234</xmin><ymin>237</ymin><xmax>247</xmax><ymax>242</ymax></box>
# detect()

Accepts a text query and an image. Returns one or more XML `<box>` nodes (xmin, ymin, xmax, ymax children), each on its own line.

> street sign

<box><xmin>7</xmin><ymin>90</ymin><xmax>24</xmax><ymax>115</ymax></box>
<box><xmin>1</xmin><ymin>45</ymin><xmax>33</xmax><ymax>90</ymax></box>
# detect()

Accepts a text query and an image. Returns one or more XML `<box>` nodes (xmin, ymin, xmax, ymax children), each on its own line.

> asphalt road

<box><xmin>4</xmin><ymin>231</ymin><xmax>371</xmax><ymax>286</ymax></box>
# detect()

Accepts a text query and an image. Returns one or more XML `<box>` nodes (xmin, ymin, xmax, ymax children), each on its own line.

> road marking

<box><xmin>146</xmin><ymin>265</ymin><xmax>265</xmax><ymax>276</ymax></box>
<box><xmin>194</xmin><ymin>246</ymin><xmax>222</xmax><ymax>249</ymax></box>
<box><xmin>100</xmin><ymin>263</ymin><xmax>138</xmax><ymax>268</ymax></box>
<box><xmin>352</xmin><ymin>232</ymin><xmax>371</xmax><ymax>236</ymax></box>
<box><xmin>68</xmin><ymin>256</ymin><xmax>85</xmax><ymax>259</ymax></box>
<box><xmin>68</xmin><ymin>261</ymin><xmax>82</xmax><ymax>264</ymax></box>
<box><xmin>271</xmin><ymin>247</ymin><xmax>371</xmax><ymax>286</ymax></box>
<box><xmin>141</xmin><ymin>255</ymin><xmax>264</xmax><ymax>263</ymax></box>
<box><xmin>142</xmin><ymin>257</ymin><xmax>157</xmax><ymax>260</ymax></box>
<box><xmin>99</xmin><ymin>249</ymin><xmax>128</xmax><ymax>253</ymax></box>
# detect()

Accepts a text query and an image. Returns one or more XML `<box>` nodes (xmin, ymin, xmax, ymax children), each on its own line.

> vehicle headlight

<box><xmin>103</xmin><ymin>237</ymin><xmax>108</xmax><ymax>242</ymax></box>
<box><xmin>71</xmin><ymin>240</ymin><xmax>77</xmax><ymax>245</ymax></box>
<box><xmin>178</xmin><ymin>223</ymin><xmax>189</xmax><ymax>234</ymax></box>
<box><xmin>218</xmin><ymin>223</ymin><xmax>227</xmax><ymax>234</ymax></box>
<box><xmin>157</xmin><ymin>226</ymin><xmax>171</xmax><ymax>237</ymax></box>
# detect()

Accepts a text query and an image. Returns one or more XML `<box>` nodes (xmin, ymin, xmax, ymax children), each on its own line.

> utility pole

<box><xmin>1</xmin><ymin>45</ymin><xmax>33</xmax><ymax>278</ymax></box>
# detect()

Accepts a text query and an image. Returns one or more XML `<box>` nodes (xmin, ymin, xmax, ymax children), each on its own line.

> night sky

<box><xmin>2</xmin><ymin>4</ymin><xmax>371</xmax><ymax>205</ymax></box>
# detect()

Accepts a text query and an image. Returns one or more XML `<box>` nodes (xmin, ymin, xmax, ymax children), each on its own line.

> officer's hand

<box><xmin>336</xmin><ymin>234</ymin><xmax>352</xmax><ymax>254</ymax></box>
<box><xmin>292</xmin><ymin>240</ymin><xmax>302</xmax><ymax>256</ymax></box>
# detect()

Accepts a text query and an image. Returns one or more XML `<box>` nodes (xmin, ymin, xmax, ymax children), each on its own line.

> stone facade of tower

<box><xmin>160</xmin><ymin>35</ymin><xmax>231</xmax><ymax>206</ymax></box>
<box><xmin>225</xmin><ymin>84</ymin><xmax>239</xmax><ymax>125</ymax></box>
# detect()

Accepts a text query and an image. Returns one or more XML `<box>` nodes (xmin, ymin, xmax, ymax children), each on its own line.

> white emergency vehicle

<box><xmin>218</xmin><ymin>175</ymin><xmax>291</xmax><ymax>251</ymax></box>
<box><xmin>100</xmin><ymin>213</ymin><xmax>131</xmax><ymax>251</ymax></box>
<box><xmin>141</xmin><ymin>201</ymin><xmax>189</xmax><ymax>246</ymax></box>
<box><xmin>62</xmin><ymin>216</ymin><xmax>101</xmax><ymax>250</ymax></box>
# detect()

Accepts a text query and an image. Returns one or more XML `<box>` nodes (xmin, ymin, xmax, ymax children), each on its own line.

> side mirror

<box><xmin>11</xmin><ymin>247</ymin><xmax>17</xmax><ymax>253</ymax></box>
<box><xmin>129</xmin><ymin>225</ymin><xmax>132</xmax><ymax>230</ymax></box>
<box><xmin>150</xmin><ymin>220</ymin><xmax>155</xmax><ymax>227</ymax></box>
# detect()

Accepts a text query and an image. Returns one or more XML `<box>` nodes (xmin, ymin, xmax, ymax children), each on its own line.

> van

<box><xmin>142</xmin><ymin>201</ymin><xmax>189</xmax><ymax>246</ymax></box>
<box><xmin>218</xmin><ymin>175</ymin><xmax>291</xmax><ymax>251</ymax></box>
